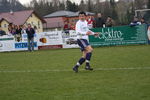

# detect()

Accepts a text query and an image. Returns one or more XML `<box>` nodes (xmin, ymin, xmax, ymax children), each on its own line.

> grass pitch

<box><xmin>0</xmin><ymin>45</ymin><xmax>150</xmax><ymax>100</ymax></box>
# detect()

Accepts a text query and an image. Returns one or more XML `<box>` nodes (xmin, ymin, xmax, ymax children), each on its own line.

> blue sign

<box><xmin>15</xmin><ymin>42</ymin><xmax>37</xmax><ymax>49</ymax></box>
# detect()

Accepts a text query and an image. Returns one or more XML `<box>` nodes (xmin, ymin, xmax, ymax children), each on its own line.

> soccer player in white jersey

<box><xmin>73</xmin><ymin>11</ymin><xmax>98</xmax><ymax>73</ymax></box>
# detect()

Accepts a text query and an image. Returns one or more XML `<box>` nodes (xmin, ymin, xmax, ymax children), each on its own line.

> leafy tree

<box><xmin>79</xmin><ymin>0</ymin><xmax>86</xmax><ymax>11</ymax></box>
<box><xmin>143</xmin><ymin>0</ymin><xmax>150</xmax><ymax>23</ymax></box>
<box><xmin>110</xmin><ymin>0</ymin><xmax>118</xmax><ymax>20</ymax></box>
<box><xmin>66</xmin><ymin>0</ymin><xmax>78</xmax><ymax>12</ymax></box>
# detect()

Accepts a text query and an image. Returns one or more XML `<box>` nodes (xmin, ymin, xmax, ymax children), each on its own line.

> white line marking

<box><xmin>0</xmin><ymin>67</ymin><xmax>150</xmax><ymax>73</ymax></box>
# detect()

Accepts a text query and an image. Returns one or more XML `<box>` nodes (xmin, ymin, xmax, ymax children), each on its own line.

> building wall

<box><xmin>25</xmin><ymin>13</ymin><xmax>43</xmax><ymax>33</ymax></box>
<box><xmin>43</xmin><ymin>15</ymin><xmax>94</xmax><ymax>31</ymax></box>
<box><xmin>0</xmin><ymin>20</ymin><xmax>9</xmax><ymax>34</ymax></box>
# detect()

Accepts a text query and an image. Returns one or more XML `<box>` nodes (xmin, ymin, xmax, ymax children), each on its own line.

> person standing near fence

<box><xmin>16</xmin><ymin>25</ymin><xmax>22</xmax><ymax>42</ymax></box>
<box><xmin>26</xmin><ymin>24</ymin><xmax>35</xmax><ymax>52</ymax></box>
<box><xmin>106</xmin><ymin>16</ymin><xmax>115</xmax><ymax>27</ymax></box>
<box><xmin>94</xmin><ymin>13</ymin><xmax>105</xmax><ymax>28</ymax></box>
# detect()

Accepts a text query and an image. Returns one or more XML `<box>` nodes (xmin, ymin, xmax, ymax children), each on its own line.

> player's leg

<box><xmin>73</xmin><ymin>51</ymin><xmax>87</xmax><ymax>72</ymax></box>
<box><xmin>28</xmin><ymin>38</ymin><xmax>31</xmax><ymax>51</ymax></box>
<box><xmin>85</xmin><ymin>45</ymin><xmax>93</xmax><ymax>70</ymax></box>
<box><xmin>73</xmin><ymin>39</ymin><xmax>87</xmax><ymax>72</ymax></box>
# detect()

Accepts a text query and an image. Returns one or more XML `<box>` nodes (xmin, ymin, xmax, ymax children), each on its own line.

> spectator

<box><xmin>106</xmin><ymin>16</ymin><xmax>115</xmax><ymax>27</ymax></box>
<box><xmin>130</xmin><ymin>16</ymin><xmax>141</xmax><ymax>26</ymax></box>
<box><xmin>9</xmin><ymin>24</ymin><xmax>16</xmax><ymax>35</ymax></box>
<box><xmin>70</xmin><ymin>21</ymin><xmax>75</xmax><ymax>30</ymax></box>
<box><xmin>94</xmin><ymin>13</ymin><xmax>105</xmax><ymax>28</ymax></box>
<box><xmin>26</xmin><ymin>23</ymin><xmax>35</xmax><ymax>52</ymax></box>
<box><xmin>21</xmin><ymin>25</ymin><xmax>27</xmax><ymax>34</ymax></box>
<box><xmin>140</xmin><ymin>17</ymin><xmax>147</xmax><ymax>24</ymax></box>
<box><xmin>16</xmin><ymin>25</ymin><xmax>22</xmax><ymax>42</ymax></box>
<box><xmin>87</xmin><ymin>16</ymin><xmax>94</xmax><ymax>29</ymax></box>
<box><xmin>0</xmin><ymin>26</ymin><xmax>6</xmax><ymax>36</ymax></box>
<box><xmin>63</xmin><ymin>21</ymin><xmax>70</xmax><ymax>36</ymax></box>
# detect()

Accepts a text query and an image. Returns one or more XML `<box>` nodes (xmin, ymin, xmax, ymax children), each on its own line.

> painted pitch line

<box><xmin>0</xmin><ymin>67</ymin><xmax>150</xmax><ymax>73</ymax></box>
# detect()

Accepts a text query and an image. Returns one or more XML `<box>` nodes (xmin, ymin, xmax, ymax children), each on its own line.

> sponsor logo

<box><xmin>39</xmin><ymin>38</ymin><xmax>47</xmax><ymax>43</ymax></box>
<box><xmin>15</xmin><ymin>42</ymin><xmax>37</xmax><ymax>49</ymax></box>
<box><xmin>99</xmin><ymin>28</ymin><xmax>124</xmax><ymax>41</ymax></box>
<box><xmin>44</xmin><ymin>32</ymin><xmax>60</xmax><ymax>39</ymax></box>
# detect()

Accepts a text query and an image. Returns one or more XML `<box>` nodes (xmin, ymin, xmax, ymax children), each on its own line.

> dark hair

<box><xmin>141</xmin><ymin>17</ymin><xmax>145</xmax><ymax>20</ymax></box>
<box><xmin>79</xmin><ymin>11</ymin><xmax>86</xmax><ymax>16</ymax></box>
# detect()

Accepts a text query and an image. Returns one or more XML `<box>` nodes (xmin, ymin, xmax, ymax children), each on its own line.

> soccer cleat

<box><xmin>73</xmin><ymin>67</ymin><xmax>78</xmax><ymax>73</ymax></box>
<box><xmin>85</xmin><ymin>66</ymin><xmax>93</xmax><ymax>70</ymax></box>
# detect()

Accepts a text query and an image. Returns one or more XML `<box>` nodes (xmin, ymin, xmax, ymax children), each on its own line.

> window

<box><xmin>4</xmin><ymin>24</ymin><xmax>7</xmax><ymax>28</ymax></box>
<box><xmin>38</xmin><ymin>21</ymin><xmax>40</xmax><ymax>28</ymax></box>
<box><xmin>31</xmin><ymin>22</ymin><xmax>34</xmax><ymax>25</ymax></box>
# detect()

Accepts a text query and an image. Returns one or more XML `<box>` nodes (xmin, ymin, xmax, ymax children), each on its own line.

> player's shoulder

<box><xmin>76</xmin><ymin>20</ymin><xmax>81</xmax><ymax>24</ymax></box>
<box><xmin>84</xmin><ymin>20</ymin><xmax>88</xmax><ymax>24</ymax></box>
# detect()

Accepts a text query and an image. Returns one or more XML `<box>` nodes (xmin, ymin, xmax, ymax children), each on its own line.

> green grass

<box><xmin>0</xmin><ymin>45</ymin><xmax>150</xmax><ymax>100</ymax></box>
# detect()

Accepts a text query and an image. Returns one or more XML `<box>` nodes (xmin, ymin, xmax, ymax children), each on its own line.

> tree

<box><xmin>58</xmin><ymin>1</ymin><xmax>65</xmax><ymax>10</ymax></box>
<box><xmin>66</xmin><ymin>0</ymin><xmax>78</xmax><ymax>12</ymax></box>
<box><xmin>143</xmin><ymin>0</ymin><xmax>150</xmax><ymax>23</ymax></box>
<box><xmin>148</xmin><ymin>0</ymin><xmax>150</xmax><ymax>9</ymax></box>
<box><xmin>103</xmin><ymin>0</ymin><xmax>111</xmax><ymax>18</ymax></box>
<box><xmin>126</xmin><ymin>1</ymin><xmax>135</xmax><ymax>23</ymax></box>
<box><xmin>87</xmin><ymin>0</ymin><xmax>92</xmax><ymax>12</ymax></box>
<box><xmin>93</xmin><ymin>0</ymin><xmax>102</xmax><ymax>13</ymax></box>
<box><xmin>110</xmin><ymin>0</ymin><xmax>118</xmax><ymax>20</ymax></box>
<box><xmin>134</xmin><ymin>0</ymin><xmax>145</xmax><ymax>9</ymax></box>
<box><xmin>72</xmin><ymin>3</ymin><xmax>78</xmax><ymax>12</ymax></box>
<box><xmin>66</xmin><ymin>0</ymin><xmax>73</xmax><ymax>11</ymax></box>
<box><xmin>79</xmin><ymin>0</ymin><xmax>86</xmax><ymax>11</ymax></box>
<box><xmin>0</xmin><ymin>0</ymin><xmax>25</xmax><ymax>13</ymax></box>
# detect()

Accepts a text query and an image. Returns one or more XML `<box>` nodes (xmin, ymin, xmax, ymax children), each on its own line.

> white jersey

<box><xmin>76</xmin><ymin>20</ymin><xmax>94</xmax><ymax>40</ymax></box>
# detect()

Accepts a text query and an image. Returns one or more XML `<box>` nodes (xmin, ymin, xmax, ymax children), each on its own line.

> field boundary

<box><xmin>0</xmin><ymin>67</ymin><xmax>150</xmax><ymax>73</ymax></box>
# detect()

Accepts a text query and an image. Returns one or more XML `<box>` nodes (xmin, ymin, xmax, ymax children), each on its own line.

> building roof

<box><xmin>44</xmin><ymin>10</ymin><xmax>95</xmax><ymax>18</ymax></box>
<box><xmin>69</xmin><ymin>12</ymin><xmax>95</xmax><ymax>17</ymax></box>
<box><xmin>44</xmin><ymin>10</ymin><xmax>75</xmax><ymax>18</ymax></box>
<box><xmin>0</xmin><ymin>10</ymin><xmax>45</xmax><ymax>25</ymax></box>
<box><xmin>43</xmin><ymin>17</ymin><xmax>64</xmax><ymax>28</ymax></box>
<box><xmin>0</xmin><ymin>18</ymin><xmax>9</xmax><ymax>23</ymax></box>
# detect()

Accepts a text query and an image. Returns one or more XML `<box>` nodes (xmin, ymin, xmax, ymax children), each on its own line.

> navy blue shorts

<box><xmin>77</xmin><ymin>39</ymin><xmax>90</xmax><ymax>51</ymax></box>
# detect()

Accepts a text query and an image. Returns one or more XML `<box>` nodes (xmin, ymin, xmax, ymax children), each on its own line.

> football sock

<box><xmin>75</xmin><ymin>57</ymin><xmax>85</xmax><ymax>68</ymax></box>
<box><xmin>86</xmin><ymin>52</ymin><xmax>92</xmax><ymax>67</ymax></box>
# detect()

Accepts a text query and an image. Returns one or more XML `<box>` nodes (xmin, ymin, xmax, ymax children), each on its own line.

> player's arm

<box><xmin>86</xmin><ymin>30</ymin><xmax>99</xmax><ymax>37</ymax></box>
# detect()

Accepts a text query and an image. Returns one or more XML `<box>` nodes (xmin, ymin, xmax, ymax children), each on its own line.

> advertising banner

<box><xmin>62</xmin><ymin>30</ymin><xmax>79</xmax><ymax>48</ymax></box>
<box><xmin>0</xmin><ymin>35</ymin><xmax>15</xmax><ymax>52</ymax></box>
<box><xmin>37</xmin><ymin>31</ymin><xmax>63</xmax><ymax>50</ymax></box>
<box><xmin>89</xmin><ymin>24</ymin><xmax>148</xmax><ymax>46</ymax></box>
<box><xmin>14</xmin><ymin>34</ymin><xmax>38</xmax><ymax>51</ymax></box>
